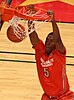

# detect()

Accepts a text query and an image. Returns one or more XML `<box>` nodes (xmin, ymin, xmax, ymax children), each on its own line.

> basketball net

<box><xmin>7</xmin><ymin>4</ymin><xmax>53</xmax><ymax>41</ymax></box>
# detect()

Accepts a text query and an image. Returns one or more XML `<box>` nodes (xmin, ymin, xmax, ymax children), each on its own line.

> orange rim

<box><xmin>15</xmin><ymin>6</ymin><xmax>52</xmax><ymax>21</ymax></box>
<box><xmin>1</xmin><ymin>6</ymin><xmax>14</xmax><ymax>21</ymax></box>
<box><xmin>1</xmin><ymin>4</ymin><xmax>52</xmax><ymax>21</ymax></box>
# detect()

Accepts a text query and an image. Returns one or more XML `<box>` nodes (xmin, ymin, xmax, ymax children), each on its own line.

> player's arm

<box><xmin>47</xmin><ymin>10</ymin><xmax>65</xmax><ymax>54</ymax></box>
<box><xmin>28</xmin><ymin>20</ymin><xmax>39</xmax><ymax>47</ymax></box>
<box><xmin>0</xmin><ymin>0</ymin><xmax>12</xmax><ymax>30</ymax></box>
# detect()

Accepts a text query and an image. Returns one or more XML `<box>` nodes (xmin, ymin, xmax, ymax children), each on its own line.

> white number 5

<box><xmin>44</xmin><ymin>68</ymin><xmax>49</xmax><ymax>77</ymax></box>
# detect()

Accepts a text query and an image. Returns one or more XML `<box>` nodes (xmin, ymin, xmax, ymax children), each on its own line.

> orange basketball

<box><xmin>7</xmin><ymin>24</ymin><xmax>26</xmax><ymax>43</ymax></box>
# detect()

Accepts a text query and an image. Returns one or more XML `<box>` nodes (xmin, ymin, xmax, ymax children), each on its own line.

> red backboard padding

<box><xmin>34</xmin><ymin>1</ymin><xmax>74</xmax><ymax>22</ymax></box>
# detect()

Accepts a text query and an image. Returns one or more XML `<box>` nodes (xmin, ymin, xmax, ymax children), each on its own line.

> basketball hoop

<box><xmin>15</xmin><ymin>4</ymin><xmax>53</xmax><ymax>21</ymax></box>
<box><xmin>1</xmin><ymin>4</ymin><xmax>53</xmax><ymax>42</ymax></box>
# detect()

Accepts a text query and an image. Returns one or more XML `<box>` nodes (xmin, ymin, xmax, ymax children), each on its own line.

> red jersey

<box><xmin>33</xmin><ymin>39</ymin><xmax>70</xmax><ymax>97</ymax></box>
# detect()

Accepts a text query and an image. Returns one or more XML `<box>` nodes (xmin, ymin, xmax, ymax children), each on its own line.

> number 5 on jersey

<box><xmin>44</xmin><ymin>68</ymin><xmax>50</xmax><ymax>77</ymax></box>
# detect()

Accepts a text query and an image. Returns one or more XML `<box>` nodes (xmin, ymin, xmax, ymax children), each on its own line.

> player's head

<box><xmin>45</xmin><ymin>32</ymin><xmax>56</xmax><ymax>55</ymax></box>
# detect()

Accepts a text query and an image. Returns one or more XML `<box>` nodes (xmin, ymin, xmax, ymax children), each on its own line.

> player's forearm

<box><xmin>47</xmin><ymin>10</ymin><xmax>61</xmax><ymax>41</ymax></box>
<box><xmin>29</xmin><ymin>30</ymin><xmax>39</xmax><ymax>47</ymax></box>
<box><xmin>28</xmin><ymin>20</ymin><xmax>39</xmax><ymax>47</ymax></box>
<box><xmin>51</xmin><ymin>19</ymin><xmax>61</xmax><ymax>42</ymax></box>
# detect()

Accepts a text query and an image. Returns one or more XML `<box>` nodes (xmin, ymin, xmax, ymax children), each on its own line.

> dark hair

<box><xmin>45</xmin><ymin>32</ymin><xmax>53</xmax><ymax>43</ymax></box>
<box><xmin>46</xmin><ymin>32</ymin><xmax>53</xmax><ymax>38</ymax></box>
<box><xmin>48</xmin><ymin>32</ymin><xmax>53</xmax><ymax>35</ymax></box>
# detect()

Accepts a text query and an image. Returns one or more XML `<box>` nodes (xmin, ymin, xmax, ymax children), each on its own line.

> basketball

<box><xmin>7</xmin><ymin>24</ymin><xmax>26</xmax><ymax>43</ymax></box>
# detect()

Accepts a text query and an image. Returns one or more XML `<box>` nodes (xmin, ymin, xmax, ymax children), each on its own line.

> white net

<box><xmin>7</xmin><ymin>5</ymin><xmax>53</xmax><ymax>42</ymax></box>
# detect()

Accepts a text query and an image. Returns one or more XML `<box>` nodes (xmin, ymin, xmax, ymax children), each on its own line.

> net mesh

<box><xmin>7</xmin><ymin>4</ymin><xmax>53</xmax><ymax>41</ymax></box>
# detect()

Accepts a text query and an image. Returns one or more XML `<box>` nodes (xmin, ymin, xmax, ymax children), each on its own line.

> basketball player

<box><xmin>28</xmin><ymin>9</ymin><xmax>74</xmax><ymax>100</ymax></box>
<box><xmin>0</xmin><ymin>0</ymin><xmax>12</xmax><ymax>30</ymax></box>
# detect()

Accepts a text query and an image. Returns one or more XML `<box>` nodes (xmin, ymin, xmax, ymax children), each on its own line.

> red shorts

<box><xmin>41</xmin><ymin>90</ymin><xmax>74</xmax><ymax>100</ymax></box>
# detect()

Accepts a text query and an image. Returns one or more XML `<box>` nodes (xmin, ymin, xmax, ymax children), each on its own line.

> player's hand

<box><xmin>28</xmin><ymin>4</ymin><xmax>34</xmax><ymax>10</ymax></box>
<box><xmin>47</xmin><ymin>10</ymin><xmax>55</xmax><ymax>21</ymax></box>
<box><xmin>28</xmin><ymin>20</ymin><xmax>35</xmax><ymax>32</ymax></box>
<box><xmin>47</xmin><ymin>10</ymin><xmax>54</xmax><ymax>15</ymax></box>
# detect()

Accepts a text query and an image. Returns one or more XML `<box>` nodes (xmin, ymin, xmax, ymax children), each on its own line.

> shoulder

<box><xmin>33</xmin><ymin>39</ymin><xmax>44</xmax><ymax>49</ymax></box>
<box><xmin>33</xmin><ymin>39</ymin><xmax>45</xmax><ymax>55</ymax></box>
<box><xmin>53</xmin><ymin>48</ymin><xmax>66</xmax><ymax>57</ymax></box>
